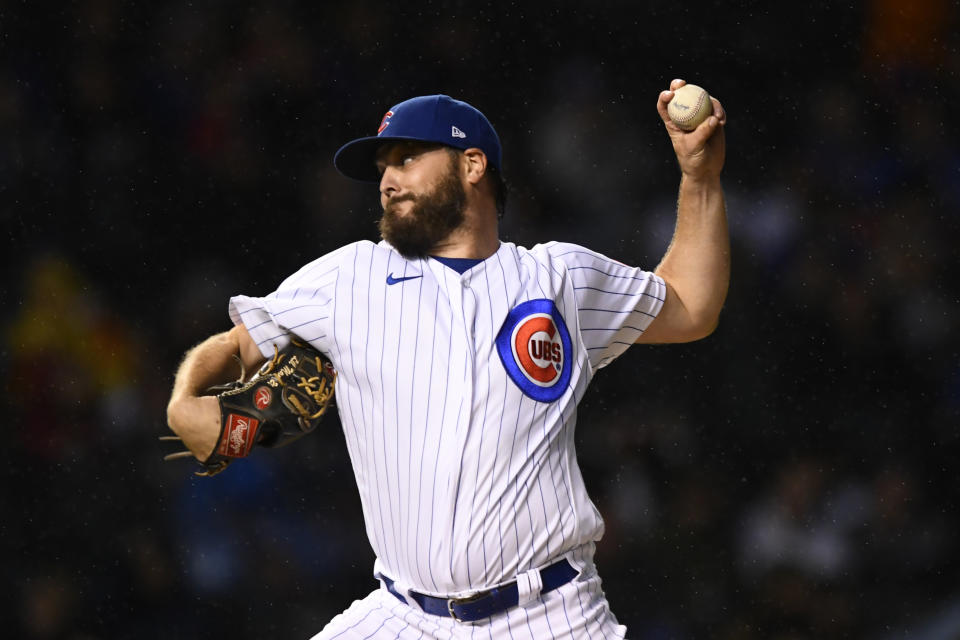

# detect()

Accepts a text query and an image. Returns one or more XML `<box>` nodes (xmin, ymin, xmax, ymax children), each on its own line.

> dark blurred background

<box><xmin>4</xmin><ymin>1</ymin><xmax>959</xmax><ymax>638</ymax></box>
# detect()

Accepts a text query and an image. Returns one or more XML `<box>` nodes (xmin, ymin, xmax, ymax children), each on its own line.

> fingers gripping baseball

<box><xmin>658</xmin><ymin>79</ymin><xmax>726</xmax><ymax>180</ymax></box>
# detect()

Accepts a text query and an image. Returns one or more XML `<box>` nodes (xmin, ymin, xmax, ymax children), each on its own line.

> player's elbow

<box><xmin>638</xmin><ymin>311</ymin><xmax>720</xmax><ymax>344</ymax></box>
<box><xmin>690</xmin><ymin>314</ymin><xmax>720</xmax><ymax>341</ymax></box>
<box><xmin>166</xmin><ymin>397</ymin><xmax>189</xmax><ymax>437</ymax></box>
<box><xmin>674</xmin><ymin>288</ymin><xmax>726</xmax><ymax>342</ymax></box>
<box><xmin>675</xmin><ymin>315</ymin><xmax>719</xmax><ymax>342</ymax></box>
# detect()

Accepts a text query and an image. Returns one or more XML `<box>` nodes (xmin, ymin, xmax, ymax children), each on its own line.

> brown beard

<box><xmin>378</xmin><ymin>157</ymin><xmax>466</xmax><ymax>259</ymax></box>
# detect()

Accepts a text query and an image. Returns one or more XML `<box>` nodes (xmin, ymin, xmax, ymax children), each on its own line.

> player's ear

<box><xmin>462</xmin><ymin>148</ymin><xmax>488</xmax><ymax>186</ymax></box>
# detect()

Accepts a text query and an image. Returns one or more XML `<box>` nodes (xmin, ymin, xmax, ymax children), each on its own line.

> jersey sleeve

<box><xmin>227</xmin><ymin>246</ymin><xmax>346</xmax><ymax>359</ymax></box>
<box><xmin>547</xmin><ymin>242</ymin><xmax>666</xmax><ymax>371</ymax></box>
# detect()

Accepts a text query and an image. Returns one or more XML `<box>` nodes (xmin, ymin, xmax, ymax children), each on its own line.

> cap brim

<box><xmin>334</xmin><ymin>135</ymin><xmax>429</xmax><ymax>182</ymax></box>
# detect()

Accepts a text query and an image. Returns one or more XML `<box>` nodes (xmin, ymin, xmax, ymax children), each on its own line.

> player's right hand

<box><xmin>657</xmin><ymin>78</ymin><xmax>726</xmax><ymax>182</ymax></box>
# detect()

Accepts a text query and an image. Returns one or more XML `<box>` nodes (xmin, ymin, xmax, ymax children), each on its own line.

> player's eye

<box><xmin>402</xmin><ymin>154</ymin><xmax>415</xmax><ymax>165</ymax></box>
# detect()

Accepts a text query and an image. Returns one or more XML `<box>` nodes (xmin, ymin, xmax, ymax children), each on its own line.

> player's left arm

<box><xmin>637</xmin><ymin>78</ymin><xmax>729</xmax><ymax>344</ymax></box>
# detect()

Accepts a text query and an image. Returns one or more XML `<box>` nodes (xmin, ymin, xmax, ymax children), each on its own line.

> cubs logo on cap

<box><xmin>334</xmin><ymin>94</ymin><xmax>503</xmax><ymax>183</ymax></box>
<box><xmin>377</xmin><ymin>110</ymin><xmax>394</xmax><ymax>134</ymax></box>
<box><xmin>496</xmin><ymin>299</ymin><xmax>573</xmax><ymax>402</ymax></box>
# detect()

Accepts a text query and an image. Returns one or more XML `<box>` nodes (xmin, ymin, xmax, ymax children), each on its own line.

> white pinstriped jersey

<box><xmin>229</xmin><ymin>239</ymin><xmax>664</xmax><ymax>598</ymax></box>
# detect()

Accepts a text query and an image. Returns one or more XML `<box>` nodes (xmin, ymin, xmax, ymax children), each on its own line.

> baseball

<box><xmin>667</xmin><ymin>84</ymin><xmax>714</xmax><ymax>131</ymax></box>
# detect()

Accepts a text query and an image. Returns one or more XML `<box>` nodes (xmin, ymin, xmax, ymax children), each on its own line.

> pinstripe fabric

<box><xmin>229</xmin><ymin>240</ymin><xmax>662</xmax><ymax>635</ymax></box>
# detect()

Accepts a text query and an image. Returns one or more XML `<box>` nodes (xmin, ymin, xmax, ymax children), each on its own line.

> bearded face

<box><xmin>378</xmin><ymin>153</ymin><xmax>466</xmax><ymax>259</ymax></box>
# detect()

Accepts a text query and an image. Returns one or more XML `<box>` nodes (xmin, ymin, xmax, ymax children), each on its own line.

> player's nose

<box><xmin>379</xmin><ymin>166</ymin><xmax>400</xmax><ymax>199</ymax></box>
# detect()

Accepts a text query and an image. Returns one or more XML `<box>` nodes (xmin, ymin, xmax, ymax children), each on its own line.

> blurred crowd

<box><xmin>4</xmin><ymin>1</ymin><xmax>959</xmax><ymax>639</ymax></box>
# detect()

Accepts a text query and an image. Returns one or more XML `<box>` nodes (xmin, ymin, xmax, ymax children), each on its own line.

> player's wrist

<box><xmin>167</xmin><ymin>396</ymin><xmax>219</xmax><ymax>442</ymax></box>
<box><xmin>679</xmin><ymin>172</ymin><xmax>723</xmax><ymax>191</ymax></box>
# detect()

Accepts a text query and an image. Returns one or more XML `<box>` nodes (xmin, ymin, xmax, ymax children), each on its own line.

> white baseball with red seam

<box><xmin>667</xmin><ymin>83</ymin><xmax>713</xmax><ymax>131</ymax></box>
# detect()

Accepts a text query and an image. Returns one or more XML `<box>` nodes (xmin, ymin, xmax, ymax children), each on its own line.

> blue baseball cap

<box><xmin>334</xmin><ymin>94</ymin><xmax>502</xmax><ymax>182</ymax></box>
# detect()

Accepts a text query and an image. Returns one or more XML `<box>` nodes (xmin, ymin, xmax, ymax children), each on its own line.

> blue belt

<box><xmin>382</xmin><ymin>559</ymin><xmax>578</xmax><ymax>622</ymax></box>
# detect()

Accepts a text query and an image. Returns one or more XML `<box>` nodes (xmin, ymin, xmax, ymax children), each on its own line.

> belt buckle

<box><xmin>447</xmin><ymin>591</ymin><xmax>485</xmax><ymax>622</ymax></box>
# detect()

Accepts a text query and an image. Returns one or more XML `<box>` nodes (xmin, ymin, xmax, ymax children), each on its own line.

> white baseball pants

<box><xmin>310</xmin><ymin>562</ymin><xmax>627</xmax><ymax>640</ymax></box>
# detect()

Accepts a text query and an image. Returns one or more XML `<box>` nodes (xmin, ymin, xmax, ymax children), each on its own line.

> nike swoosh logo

<box><xmin>386</xmin><ymin>273</ymin><xmax>423</xmax><ymax>285</ymax></box>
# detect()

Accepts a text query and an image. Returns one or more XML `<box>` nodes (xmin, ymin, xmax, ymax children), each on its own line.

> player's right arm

<box><xmin>637</xmin><ymin>79</ymin><xmax>729</xmax><ymax>344</ymax></box>
<box><xmin>165</xmin><ymin>324</ymin><xmax>267</xmax><ymax>460</ymax></box>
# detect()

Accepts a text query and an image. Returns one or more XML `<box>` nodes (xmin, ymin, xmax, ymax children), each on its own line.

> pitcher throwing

<box><xmin>166</xmin><ymin>79</ymin><xmax>729</xmax><ymax>638</ymax></box>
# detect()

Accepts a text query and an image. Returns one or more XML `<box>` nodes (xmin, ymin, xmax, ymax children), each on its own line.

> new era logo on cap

<box><xmin>333</xmin><ymin>94</ymin><xmax>503</xmax><ymax>182</ymax></box>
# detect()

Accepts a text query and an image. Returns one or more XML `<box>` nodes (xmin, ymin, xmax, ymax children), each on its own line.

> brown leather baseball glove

<box><xmin>162</xmin><ymin>338</ymin><xmax>336</xmax><ymax>476</ymax></box>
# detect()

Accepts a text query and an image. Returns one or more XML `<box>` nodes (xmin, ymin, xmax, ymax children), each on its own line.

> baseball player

<box><xmin>166</xmin><ymin>79</ymin><xmax>728</xmax><ymax>638</ymax></box>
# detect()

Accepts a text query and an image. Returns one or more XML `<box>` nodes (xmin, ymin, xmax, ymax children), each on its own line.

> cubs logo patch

<box><xmin>495</xmin><ymin>299</ymin><xmax>573</xmax><ymax>402</ymax></box>
<box><xmin>254</xmin><ymin>386</ymin><xmax>272</xmax><ymax>409</ymax></box>
<box><xmin>377</xmin><ymin>110</ymin><xmax>394</xmax><ymax>134</ymax></box>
